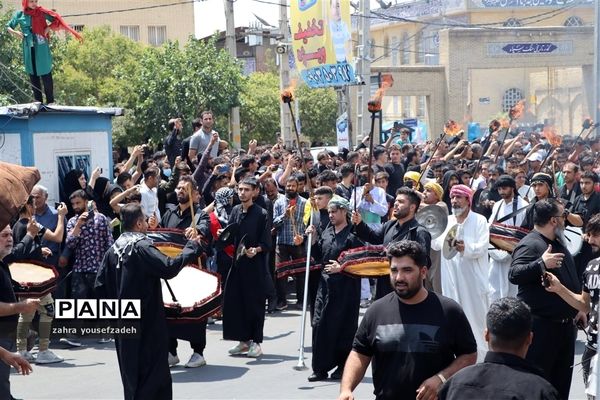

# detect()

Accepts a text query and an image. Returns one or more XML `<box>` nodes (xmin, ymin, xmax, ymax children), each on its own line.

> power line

<box><xmin>61</xmin><ymin>0</ymin><xmax>205</xmax><ymax>18</ymax></box>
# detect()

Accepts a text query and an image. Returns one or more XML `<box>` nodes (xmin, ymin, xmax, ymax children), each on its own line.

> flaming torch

<box><xmin>493</xmin><ymin>99</ymin><xmax>525</xmax><ymax>162</ymax></box>
<box><xmin>281</xmin><ymin>85</ymin><xmax>314</xmax><ymax>372</ymax></box>
<box><xmin>365</xmin><ymin>81</ymin><xmax>391</xmax><ymax>183</ymax></box>
<box><xmin>421</xmin><ymin>120</ymin><xmax>463</xmax><ymax>176</ymax></box>
<box><xmin>539</xmin><ymin>125</ymin><xmax>562</xmax><ymax>172</ymax></box>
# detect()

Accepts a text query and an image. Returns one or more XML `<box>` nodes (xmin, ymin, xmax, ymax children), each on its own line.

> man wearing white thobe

<box><xmin>487</xmin><ymin>175</ymin><xmax>527</xmax><ymax>303</ymax></box>
<box><xmin>432</xmin><ymin>184</ymin><xmax>489</xmax><ymax>361</ymax></box>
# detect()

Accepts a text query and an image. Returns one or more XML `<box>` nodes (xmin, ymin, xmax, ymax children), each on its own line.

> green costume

<box><xmin>7</xmin><ymin>11</ymin><xmax>54</xmax><ymax>76</ymax></box>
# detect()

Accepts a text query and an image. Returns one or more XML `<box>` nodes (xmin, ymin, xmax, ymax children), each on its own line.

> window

<box><xmin>415</xmin><ymin>31</ymin><xmax>424</xmax><ymax>64</ymax></box>
<box><xmin>402</xmin><ymin>96</ymin><xmax>411</xmax><ymax>118</ymax></box>
<box><xmin>120</xmin><ymin>25</ymin><xmax>140</xmax><ymax>42</ymax></box>
<box><xmin>392</xmin><ymin>96</ymin><xmax>399</xmax><ymax>116</ymax></box>
<box><xmin>391</xmin><ymin>36</ymin><xmax>399</xmax><ymax>66</ymax></box>
<box><xmin>417</xmin><ymin>96</ymin><xmax>426</xmax><ymax>118</ymax></box>
<box><xmin>564</xmin><ymin>16</ymin><xmax>583</xmax><ymax>27</ymax></box>
<box><xmin>502</xmin><ymin>88</ymin><xmax>524</xmax><ymax>113</ymax></box>
<box><xmin>71</xmin><ymin>25</ymin><xmax>84</xmax><ymax>33</ymax></box>
<box><xmin>401</xmin><ymin>32</ymin><xmax>410</xmax><ymax>64</ymax></box>
<box><xmin>57</xmin><ymin>154</ymin><xmax>90</xmax><ymax>203</ymax></box>
<box><xmin>503</xmin><ymin>18</ymin><xmax>522</xmax><ymax>27</ymax></box>
<box><xmin>148</xmin><ymin>25</ymin><xmax>167</xmax><ymax>46</ymax></box>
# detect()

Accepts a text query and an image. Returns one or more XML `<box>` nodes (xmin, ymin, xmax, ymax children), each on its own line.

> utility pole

<box><xmin>279</xmin><ymin>0</ymin><xmax>292</xmax><ymax>147</ymax></box>
<box><xmin>224</xmin><ymin>0</ymin><xmax>241</xmax><ymax>148</ymax></box>
<box><xmin>594</xmin><ymin>0</ymin><xmax>600</xmax><ymax>128</ymax></box>
<box><xmin>355</xmin><ymin>0</ymin><xmax>371</xmax><ymax>144</ymax></box>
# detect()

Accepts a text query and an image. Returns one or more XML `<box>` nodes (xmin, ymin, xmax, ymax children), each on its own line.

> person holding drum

<box><xmin>351</xmin><ymin>187</ymin><xmax>431</xmax><ymax>300</ymax></box>
<box><xmin>306</xmin><ymin>197</ymin><xmax>364</xmax><ymax>382</ymax></box>
<box><xmin>160</xmin><ymin>176</ymin><xmax>211</xmax><ymax>369</ymax></box>
<box><xmin>487</xmin><ymin>175</ymin><xmax>527</xmax><ymax>303</ymax></box>
<box><xmin>95</xmin><ymin>203</ymin><xmax>206</xmax><ymax>400</ymax></box>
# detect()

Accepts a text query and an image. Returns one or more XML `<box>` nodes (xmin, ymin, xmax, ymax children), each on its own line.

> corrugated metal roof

<box><xmin>0</xmin><ymin>103</ymin><xmax>124</xmax><ymax>119</ymax></box>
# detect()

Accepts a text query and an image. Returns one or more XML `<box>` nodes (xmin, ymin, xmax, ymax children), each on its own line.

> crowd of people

<box><xmin>2</xmin><ymin>109</ymin><xmax>600</xmax><ymax>400</ymax></box>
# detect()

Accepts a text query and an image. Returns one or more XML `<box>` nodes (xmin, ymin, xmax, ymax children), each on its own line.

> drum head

<box><xmin>9</xmin><ymin>261</ymin><xmax>58</xmax><ymax>297</ymax></box>
<box><xmin>162</xmin><ymin>266</ymin><xmax>221</xmax><ymax>315</ymax></box>
<box><xmin>564</xmin><ymin>227</ymin><xmax>583</xmax><ymax>256</ymax></box>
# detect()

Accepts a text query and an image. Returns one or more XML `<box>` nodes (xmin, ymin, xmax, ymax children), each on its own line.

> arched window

<box><xmin>564</xmin><ymin>16</ymin><xmax>583</xmax><ymax>27</ymax></box>
<box><xmin>502</xmin><ymin>88</ymin><xmax>524</xmax><ymax>113</ymax></box>
<box><xmin>401</xmin><ymin>32</ymin><xmax>410</xmax><ymax>64</ymax></box>
<box><xmin>503</xmin><ymin>18</ymin><xmax>522</xmax><ymax>27</ymax></box>
<box><xmin>383</xmin><ymin>36</ymin><xmax>389</xmax><ymax>57</ymax></box>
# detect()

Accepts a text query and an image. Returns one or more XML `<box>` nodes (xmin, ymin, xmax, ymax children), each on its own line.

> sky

<box><xmin>194</xmin><ymin>0</ymin><xmax>388</xmax><ymax>39</ymax></box>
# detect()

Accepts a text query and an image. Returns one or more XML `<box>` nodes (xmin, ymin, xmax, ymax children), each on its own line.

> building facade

<box><xmin>8</xmin><ymin>0</ymin><xmax>195</xmax><ymax>46</ymax></box>
<box><xmin>352</xmin><ymin>0</ymin><xmax>595</xmax><ymax>140</ymax></box>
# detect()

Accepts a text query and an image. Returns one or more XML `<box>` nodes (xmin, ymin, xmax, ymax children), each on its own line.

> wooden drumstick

<box><xmin>186</xmin><ymin>183</ymin><xmax>203</xmax><ymax>268</ymax></box>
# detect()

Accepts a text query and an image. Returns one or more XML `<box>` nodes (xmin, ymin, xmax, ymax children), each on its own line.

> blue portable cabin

<box><xmin>0</xmin><ymin>103</ymin><xmax>123</xmax><ymax>205</ymax></box>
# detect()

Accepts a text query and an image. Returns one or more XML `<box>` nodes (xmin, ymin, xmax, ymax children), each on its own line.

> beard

<box><xmin>393</xmin><ymin>208</ymin><xmax>409</xmax><ymax>220</ymax></box>
<box><xmin>286</xmin><ymin>191</ymin><xmax>298</xmax><ymax>199</ymax></box>
<box><xmin>452</xmin><ymin>206</ymin><xmax>467</xmax><ymax>216</ymax></box>
<box><xmin>391</xmin><ymin>278</ymin><xmax>421</xmax><ymax>299</ymax></box>
<box><xmin>555</xmin><ymin>226</ymin><xmax>567</xmax><ymax>245</ymax></box>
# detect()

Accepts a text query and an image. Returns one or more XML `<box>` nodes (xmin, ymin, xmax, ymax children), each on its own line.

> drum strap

<box><xmin>492</xmin><ymin>196</ymin><xmax>520</xmax><ymax>226</ymax></box>
<box><xmin>496</xmin><ymin>202</ymin><xmax>531</xmax><ymax>225</ymax></box>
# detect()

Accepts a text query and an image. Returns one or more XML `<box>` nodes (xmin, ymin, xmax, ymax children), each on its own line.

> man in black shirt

<box><xmin>543</xmin><ymin>214</ymin><xmax>600</xmax><ymax>399</ymax></box>
<box><xmin>571</xmin><ymin>171</ymin><xmax>600</xmax><ymax>278</ymax></box>
<box><xmin>386</xmin><ymin>145</ymin><xmax>405</xmax><ymax>198</ymax></box>
<box><xmin>339</xmin><ymin>241</ymin><xmax>476</xmax><ymax>400</ymax></box>
<box><xmin>351</xmin><ymin>187</ymin><xmax>431</xmax><ymax>299</ymax></box>
<box><xmin>439</xmin><ymin>297</ymin><xmax>560</xmax><ymax>400</ymax></box>
<box><xmin>509</xmin><ymin>199</ymin><xmax>580</xmax><ymax>399</ymax></box>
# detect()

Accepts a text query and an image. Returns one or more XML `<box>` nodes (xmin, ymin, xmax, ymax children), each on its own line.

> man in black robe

<box><xmin>307</xmin><ymin>197</ymin><xmax>363</xmax><ymax>382</ymax></box>
<box><xmin>351</xmin><ymin>187</ymin><xmax>431</xmax><ymax>299</ymax></box>
<box><xmin>160</xmin><ymin>176</ymin><xmax>211</xmax><ymax>368</ymax></box>
<box><xmin>95</xmin><ymin>204</ymin><xmax>205</xmax><ymax>400</ymax></box>
<box><xmin>221</xmin><ymin>178</ymin><xmax>272</xmax><ymax>358</ymax></box>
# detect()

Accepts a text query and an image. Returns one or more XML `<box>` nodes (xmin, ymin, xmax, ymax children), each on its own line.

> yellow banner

<box><xmin>290</xmin><ymin>0</ymin><xmax>356</xmax><ymax>88</ymax></box>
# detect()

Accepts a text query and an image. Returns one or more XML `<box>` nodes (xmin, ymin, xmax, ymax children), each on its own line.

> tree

<box><xmin>239</xmin><ymin>72</ymin><xmax>280</xmax><ymax>145</ymax></box>
<box><xmin>295</xmin><ymin>83</ymin><xmax>337</xmax><ymax>145</ymax></box>
<box><xmin>0</xmin><ymin>1</ymin><xmax>38</xmax><ymax>105</ymax></box>
<box><xmin>128</xmin><ymin>37</ymin><xmax>244</xmax><ymax>146</ymax></box>
<box><xmin>53</xmin><ymin>26</ymin><xmax>144</xmax><ymax>108</ymax></box>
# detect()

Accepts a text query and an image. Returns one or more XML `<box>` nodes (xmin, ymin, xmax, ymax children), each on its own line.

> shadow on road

<box><xmin>264</xmin><ymin>330</ymin><xmax>294</xmax><ymax>340</ymax></box>
<box><xmin>170</xmin><ymin>364</ymin><xmax>249</xmax><ymax>382</ymax></box>
<box><xmin>245</xmin><ymin>353</ymin><xmax>297</xmax><ymax>365</ymax></box>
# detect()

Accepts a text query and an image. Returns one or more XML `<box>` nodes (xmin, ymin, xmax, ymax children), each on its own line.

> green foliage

<box><xmin>54</xmin><ymin>26</ymin><xmax>144</xmax><ymax>108</ymax></box>
<box><xmin>0</xmin><ymin>1</ymin><xmax>31</xmax><ymax>105</ymax></box>
<box><xmin>295</xmin><ymin>84</ymin><xmax>337</xmax><ymax>145</ymax></box>
<box><xmin>128</xmin><ymin>37</ymin><xmax>243</xmax><ymax>146</ymax></box>
<box><xmin>239</xmin><ymin>72</ymin><xmax>280</xmax><ymax>145</ymax></box>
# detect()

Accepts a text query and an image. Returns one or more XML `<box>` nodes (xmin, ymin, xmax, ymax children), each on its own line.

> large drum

<box><xmin>338</xmin><ymin>245</ymin><xmax>388</xmax><ymax>278</ymax></box>
<box><xmin>162</xmin><ymin>266</ymin><xmax>222</xmax><ymax>321</ymax></box>
<box><xmin>564</xmin><ymin>226</ymin><xmax>583</xmax><ymax>256</ymax></box>
<box><xmin>275</xmin><ymin>257</ymin><xmax>320</xmax><ymax>279</ymax></box>
<box><xmin>10</xmin><ymin>260</ymin><xmax>58</xmax><ymax>298</ymax></box>
<box><xmin>489</xmin><ymin>223</ymin><xmax>529</xmax><ymax>253</ymax></box>
<box><xmin>148</xmin><ymin>228</ymin><xmax>207</xmax><ymax>267</ymax></box>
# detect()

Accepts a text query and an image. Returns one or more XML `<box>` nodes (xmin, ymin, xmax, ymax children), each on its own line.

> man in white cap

<box><xmin>432</xmin><ymin>184</ymin><xmax>489</xmax><ymax>360</ymax></box>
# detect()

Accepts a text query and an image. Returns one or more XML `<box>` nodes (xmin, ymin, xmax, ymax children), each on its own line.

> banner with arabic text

<box><xmin>290</xmin><ymin>0</ymin><xmax>356</xmax><ymax>88</ymax></box>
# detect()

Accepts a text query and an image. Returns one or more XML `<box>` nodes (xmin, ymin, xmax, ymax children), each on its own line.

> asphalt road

<box><xmin>10</xmin><ymin>305</ymin><xmax>590</xmax><ymax>400</ymax></box>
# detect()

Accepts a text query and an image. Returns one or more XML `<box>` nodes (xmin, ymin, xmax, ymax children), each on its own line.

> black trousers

<box><xmin>527</xmin><ymin>316</ymin><xmax>576</xmax><ymax>399</ymax></box>
<box><xmin>168</xmin><ymin>330</ymin><xmax>206</xmax><ymax>356</ymax></box>
<box><xmin>30</xmin><ymin>46</ymin><xmax>54</xmax><ymax>104</ymax></box>
<box><xmin>275</xmin><ymin>244</ymin><xmax>306</xmax><ymax>304</ymax></box>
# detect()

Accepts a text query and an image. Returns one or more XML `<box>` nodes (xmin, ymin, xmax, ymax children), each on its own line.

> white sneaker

<box><xmin>228</xmin><ymin>342</ymin><xmax>249</xmax><ymax>355</ymax></box>
<box><xmin>18</xmin><ymin>350</ymin><xmax>35</xmax><ymax>362</ymax></box>
<box><xmin>185</xmin><ymin>352</ymin><xmax>206</xmax><ymax>368</ymax></box>
<box><xmin>247</xmin><ymin>342</ymin><xmax>262</xmax><ymax>358</ymax></box>
<box><xmin>35</xmin><ymin>350</ymin><xmax>64</xmax><ymax>364</ymax></box>
<box><xmin>59</xmin><ymin>337</ymin><xmax>82</xmax><ymax>347</ymax></box>
<box><xmin>168</xmin><ymin>352</ymin><xmax>179</xmax><ymax>367</ymax></box>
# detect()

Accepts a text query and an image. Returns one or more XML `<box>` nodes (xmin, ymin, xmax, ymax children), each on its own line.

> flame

<box><xmin>489</xmin><ymin>119</ymin><xmax>501</xmax><ymax>133</ymax></box>
<box><xmin>281</xmin><ymin>79</ymin><xmax>298</xmax><ymax>104</ymax></box>
<box><xmin>509</xmin><ymin>100</ymin><xmax>525</xmax><ymax>120</ymax></box>
<box><xmin>368</xmin><ymin>79</ymin><xmax>393</xmax><ymax>113</ymax></box>
<box><xmin>543</xmin><ymin>126</ymin><xmax>562</xmax><ymax>147</ymax></box>
<box><xmin>444</xmin><ymin>120</ymin><xmax>462</xmax><ymax>136</ymax></box>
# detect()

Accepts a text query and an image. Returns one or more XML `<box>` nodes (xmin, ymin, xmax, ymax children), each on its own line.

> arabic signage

<box><xmin>473</xmin><ymin>0</ymin><xmax>592</xmax><ymax>8</ymax></box>
<box><xmin>290</xmin><ymin>0</ymin><xmax>356</xmax><ymax>88</ymax></box>
<box><xmin>487</xmin><ymin>41</ymin><xmax>573</xmax><ymax>57</ymax></box>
